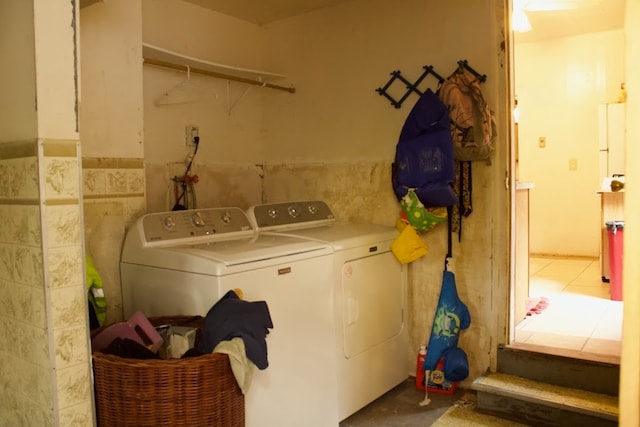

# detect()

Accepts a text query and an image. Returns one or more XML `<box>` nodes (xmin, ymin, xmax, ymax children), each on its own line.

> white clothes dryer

<box><xmin>246</xmin><ymin>201</ymin><xmax>410</xmax><ymax>421</ymax></box>
<box><xmin>120</xmin><ymin>207</ymin><xmax>339</xmax><ymax>427</ymax></box>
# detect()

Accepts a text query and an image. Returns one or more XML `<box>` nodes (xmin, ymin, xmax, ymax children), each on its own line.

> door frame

<box><xmin>506</xmin><ymin>0</ymin><xmax>519</xmax><ymax>346</ymax></box>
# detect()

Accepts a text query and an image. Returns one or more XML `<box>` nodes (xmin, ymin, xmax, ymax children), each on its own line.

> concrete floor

<box><xmin>339</xmin><ymin>378</ymin><xmax>464</xmax><ymax>426</ymax></box>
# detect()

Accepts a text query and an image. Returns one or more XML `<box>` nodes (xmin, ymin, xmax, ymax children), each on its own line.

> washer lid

<box><xmin>268</xmin><ymin>222</ymin><xmax>398</xmax><ymax>250</ymax></box>
<box><xmin>122</xmin><ymin>233</ymin><xmax>332</xmax><ymax>275</ymax></box>
<box><xmin>187</xmin><ymin>233</ymin><xmax>332</xmax><ymax>266</ymax></box>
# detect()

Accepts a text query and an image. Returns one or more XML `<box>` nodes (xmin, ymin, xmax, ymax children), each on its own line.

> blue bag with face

<box><xmin>423</xmin><ymin>270</ymin><xmax>470</xmax><ymax>373</ymax></box>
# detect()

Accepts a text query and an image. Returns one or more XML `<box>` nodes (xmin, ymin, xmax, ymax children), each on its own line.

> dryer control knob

<box><xmin>163</xmin><ymin>216</ymin><xmax>176</xmax><ymax>231</ymax></box>
<box><xmin>221</xmin><ymin>211</ymin><xmax>232</xmax><ymax>224</ymax></box>
<box><xmin>191</xmin><ymin>212</ymin><xmax>206</xmax><ymax>227</ymax></box>
<box><xmin>288</xmin><ymin>205</ymin><xmax>300</xmax><ymax>218</ymax></box>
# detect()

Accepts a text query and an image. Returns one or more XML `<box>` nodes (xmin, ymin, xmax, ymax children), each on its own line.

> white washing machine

<box><xmin>120</xmin><ymin>207</ymin><xmax>339</xmax><ymax>427</ymax></box>
<box><xmin>246</xmin><ymin>201</ymin><xmax>410</xmax><ymax>421</ymax></box>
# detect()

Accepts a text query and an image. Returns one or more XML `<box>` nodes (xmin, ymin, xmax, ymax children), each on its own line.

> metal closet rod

<box><xmin>143</xmin><ymin>57</ymin><xmax>296</xmax><ymax>94</ymax></box>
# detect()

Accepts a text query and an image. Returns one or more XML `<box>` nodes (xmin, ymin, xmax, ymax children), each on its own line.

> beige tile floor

<box><xmin>513</xmin><ymin>256</ymin><xmax>622</xmax><ymax>364</ymax></box>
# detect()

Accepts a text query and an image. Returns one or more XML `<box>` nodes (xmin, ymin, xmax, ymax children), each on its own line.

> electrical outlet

<box><xmin>538</xmin><ymin>137</ymin><xmax>546</xmax><ymax>148</ymax></box>
<box><xmin>186</xmin><ymin>125</ymin><xmax>199</xmax><ymax>146</ymax></box>
<box><xmin>569</xmin><ymin>158</ymin><xmax>578</xmax><ymax>171</ymax></box>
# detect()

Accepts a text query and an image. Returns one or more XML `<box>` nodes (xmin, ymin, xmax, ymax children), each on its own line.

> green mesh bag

<box><xmin>400</xmin><ymin>189</ymin><xmax>447</xmax><ymax>232</ymax></box>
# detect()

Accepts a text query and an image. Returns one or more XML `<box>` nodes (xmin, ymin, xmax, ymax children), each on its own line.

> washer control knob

<box><xmin>163</xmin><ymin>216</ymin><xmax>176</xmax><ymax>231</ymax></box>
<box><xmin>191</xmin><ymin>212</ymin><xmax>206</xmax><ymax>227</ymax></box>
<box><xmin>288</xmin><ymin>205</ymin><xmax>300</xmax><ymax>218</ymax></box>
<box><xmin>308</xmin><ymin>204</ymin><xmax>318</xmax><ymax>215</ymax></box>
<box><xmin>221</xmin><ymin>211</ymin><xmax>232</xmax><ymax>224</ymax></box>
<box><xmin>268</xmin><ymin>208</ymin><xmax>278</xmax><ymax>219</ymax></box>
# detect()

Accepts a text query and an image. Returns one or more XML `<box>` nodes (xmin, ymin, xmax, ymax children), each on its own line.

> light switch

<box><xmin>538</xmin><ymin>137</ymin><xmax>546</xmax><ymax>148</ymax></box>
<box><xmin>569</xmin><ymin>158</ymin><xmax>578</xmax><ymax>171</ymax></box>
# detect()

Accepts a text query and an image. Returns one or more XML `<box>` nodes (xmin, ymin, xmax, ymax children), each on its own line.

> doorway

<box><xmin>508</xmin><ymin>0</ymin><xmax>625</xmax><ymax>363</ymax></box>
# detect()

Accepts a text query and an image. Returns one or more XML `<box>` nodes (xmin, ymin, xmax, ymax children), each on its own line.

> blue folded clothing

<box><xmin>198</xmin><ymin>290</ymin><xmax>274</xmax><ymax>370</ymax></box>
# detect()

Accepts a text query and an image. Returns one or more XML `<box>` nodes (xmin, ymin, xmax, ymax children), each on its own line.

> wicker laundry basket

<box><xmin>92</xmin><ymin>315</ymin><xmax>244</xmax><ymax>427</ymax></box>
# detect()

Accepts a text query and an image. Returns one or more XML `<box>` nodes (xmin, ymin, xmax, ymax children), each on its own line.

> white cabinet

<box><xmin>598</xmin><ymin>103</ymin><xmax>625</xmax><ymax>179</ymax></box>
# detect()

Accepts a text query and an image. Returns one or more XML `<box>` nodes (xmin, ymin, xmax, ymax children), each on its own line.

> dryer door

<box><xmin>341</xmin><ymin>251</ymin><xmax>404</xmax><ymax>358</ymax></box>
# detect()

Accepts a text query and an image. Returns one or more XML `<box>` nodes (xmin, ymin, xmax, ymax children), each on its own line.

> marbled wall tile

<box><xmin>0</xmin><ymin>158</ymin><xmax>17</xmax><ymax>198</ymax></box>
<box><xmin>0</xmin><ymin>205</ymin><xmax>22</xmax><ymax>243</ymax></box>
<box><xmin>10</xmin><ymin>282</ymin><xmax>46</xmax><ymax>328</ymax></box>
<box><xmin>2</xmin><ymin>340</ymin><xmax>52</xmax><ymax>410</ymax></box>
<box><xmin>8</xmin><ymin>319</ymin><xmax>50</xmax><ymax>367</ymax></box>
<box><xmin>0</xmin><ymin>350</ymin><xmax>19</xmax><ymax>393</ymax></box>
<box><xmin>26</xmin><ymin>247</ymin><xmax>43</xmax><ymax>287</ymax></box>
<box><xmin>22</xmin><ymin>404</ymin><xmax>54</xmax><ymax>427</ymax></box>
<box><xmin>49</xmin><ymin>246</ymin><xmax>83</xmax><ymax>289</ymax></box>
<box><xmin>127</xmin><ymin>168</ymin><xmax>145</xmax><ymax>193</ymax></box>
<box><xmin>0</xmin><ymin>344</ymin><xmax>6</xmax><ymax>361</ymax></box>
<box><xmin>18</xmin><ymin>357</ymin><xmax>54</xmax><ymax>408</ymax></box>
<box><xmin>45</xmin><ymin>206</ymin><xmax>81</xmax><ymax>247</ymax></box>
<box><xmin>0</xmin><ymin>390</ymin><xmax>52</xmax><ymax>427</ymax></box>
<box><xmin>0</xmin><ymin>206</ymin><xmax>8</xmax><ymax>242</ymax></box>
<box><xmin>0</xmin><ymin>344</ymin><xmax>7</xmax><ymax>365</ymax></box>
<box><xmin>0</xmin><ymin>280</ymin><xmax>16</xmax><ymax>321</ymax></box>
<box><xmin>55</xmin><ymin>363</ymin><xmax>92</xmax><ymax>413</ymax></box>
<box><xmin>54</xmin><ymin>326</ymin><xmax>89</xmax><ymax>368</ymax></box>
<box><xmin>1</xmin><ymin>140</ymin><xmax>87</xmax><ymax>427</ymax></box>
<box><xmin>51</xmin><ymin>285</ymin><xmax>85</xmax><ymax>330</ymax></box>
<box><xmin>82</xmin><ymin>169</ymin><xmax>106</xmax><ymax>195</ymax></box>
<box><xmin>13</xmin><ymin>245</ymin><xmax>44</xmax><ymax>288</ymax></box>
<box><xmin>45</xmin><ymin>157</ymin><xmax>80</xmax><ymax>200</ymax></box>
<box><xmin>0</xmin><ymin>390</ymin><xmax>21</xmax><ymax>426</ymax></box>
<box><xmin>0</xmin><ymin>244</ymin><xmax>15</xmax><ymax>281</ymax></box>
<box><xmin>12</xmin><ymin>245</ymin><xmax>31</xmax><ymax>284</ymax></box>
<box><xmin>8</xmin><ymin>205</ymin><xmax>42</xmax><ymax>246</ymax></box>
<box><xmin>106</xmin><ymin>170</ymin><xmax>128</xmax><ymax>194</ymax></box>
<box><xmin>0</xmin><ymin>157</ymin><xmax>39</xmax><ymax>199</ymax></box>
<box><xmin>1</xmin><ymin>357</ymin><xmax>54</xmax><ymax>425</ymax></box>
<box><xmin>58</xmin><ymin>401</ymin><xmax>93</xmax><ymax>427</ymax></box>
<box><xmin>0</xmin><ymin>315</ymin><xmax>10</xmax><ymax>359</ymax></box>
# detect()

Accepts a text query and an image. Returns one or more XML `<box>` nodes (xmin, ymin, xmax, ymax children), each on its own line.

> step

<box><xmin>498</xmin><ymin>345</ymin><xmax>619</xmax><ymax>396</ymax></box>
<box><xmin>432</xmin><ymin>392</ymin><xmax>530</xmax><ymax>426</ymax></box>
<box><xmin>472</xmin><ymin>372</ymin><xmax>618</xmax><ymax>426</ymax></box>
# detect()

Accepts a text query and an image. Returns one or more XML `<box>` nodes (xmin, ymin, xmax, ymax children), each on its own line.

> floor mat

<box><xmin>526</xmin><ymin>297</ymin><xmax>549</xmax><ymax>316</ymax></box>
